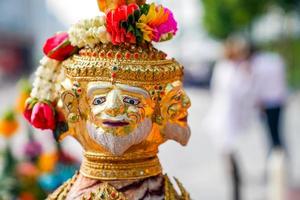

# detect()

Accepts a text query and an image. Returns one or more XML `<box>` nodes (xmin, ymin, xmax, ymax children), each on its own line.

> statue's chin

<box><xmin>86</xmin><ymin>118</ymin><xmax>152</xmax><ymax>156</ymax></box>
<box><xmin>164</xmin><ymin>122</ymin><xmax>191</xmax><ymax>146</ymax></box>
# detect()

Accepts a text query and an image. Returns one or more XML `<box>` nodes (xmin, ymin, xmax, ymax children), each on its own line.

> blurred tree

<box><xmin>201</xmin><ymin>0</ymin><xmax>300</xmax><ymax>39</ymax></box>
<box><xmin>202</xmin><ymin>0</ymin><xmax>300</xmax><ymax>87</ymax></box>
<box><xmin>202</xmin><ymin>0</ymin><xmax>269</xmax><ymax>39</ymax></box>
<box><xmin>271</xmin><ymin>0</ymin><xmax>300</xmax><ymax>12</ymax></box>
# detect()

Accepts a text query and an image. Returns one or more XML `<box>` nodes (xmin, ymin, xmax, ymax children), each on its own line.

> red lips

<box><xmin>102</xmin><ymin>120</ymin><xmax>129</xmax><ymax>127</ymax></box>
<box><xmin>178</xmin><ymin>116</ymin><xmax>188</xmax><ymax>122</ymax></box>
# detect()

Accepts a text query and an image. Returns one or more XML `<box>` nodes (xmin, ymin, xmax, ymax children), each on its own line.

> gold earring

<box><xmin>68</xmin><ymin>113</ymin><xmax>79</xmax><ymax>123</ymax></box>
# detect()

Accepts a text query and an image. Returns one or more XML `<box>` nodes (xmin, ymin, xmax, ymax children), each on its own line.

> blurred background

<box><xmin>0</xmin><ymin>0</ymin><xmax>300</xmax><ymax>199</ymax></box>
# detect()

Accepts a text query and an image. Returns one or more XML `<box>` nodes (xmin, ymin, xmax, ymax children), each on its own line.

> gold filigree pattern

<box><xmin>62</xmin><ymin>44</ymin><xmax>184</xmax><ymax>86</ymax></box>
<box><xmin>164</xmin><ymin>175</ymin><xmax>191</xmax><ymax>200</ymax></box>
<box><xmin>47</xmin><ymin>172</ymin><xmax>79</xmax><ymax>200</ymax></box>
<box><xmin>82</xmin><ymin>183</ymin><xmax>127</xmax><ymax>200</ymax></box>
<box><xmin>80</xmin><ymin>152</ymin><xmax>162</xmax><ymax>180</ymax></box>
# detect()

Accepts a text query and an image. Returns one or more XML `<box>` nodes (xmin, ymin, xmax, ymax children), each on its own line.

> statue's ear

<box><xmin>52</xmin><ymin>90</ymin><xmax>81</xmax><ymax>141</ymax></box>
<box><xmin>60</xmin><ymin>90</ymin><xmax>81</xmax><ymax>123</ymax></box>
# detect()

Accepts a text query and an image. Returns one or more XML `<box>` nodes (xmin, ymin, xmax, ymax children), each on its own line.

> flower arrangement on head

<box><xmin>23</xmin><ymin>0</ymin><xmax>178</xmax><ymax>139</ymax></box>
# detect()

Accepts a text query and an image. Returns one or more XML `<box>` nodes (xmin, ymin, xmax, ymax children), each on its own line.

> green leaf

<box><xmin>120</xmin><ymin>20</ymin><xmax>128</xmax><ymax>29</ymax></box>
<box><xmin>134</xmin><ymin>9</ymin><xmax>141</xmax><ymax>21</ymax></box>
<box><xmin>140</xmin><ymin>4</ymin><xmax>150</xmax><ymax>15</ymax></box>
<box><xmin>135</xmin><ymin>29</ymin><xmax>143</xmax><ymax>43</ymax></box>
<box><xmin>135</xmin><ymin>29</ymin><xmax>143</xmax><ymax>38</ymax></box>
<box><xmin>18</xmin><ymin>79</ymin><xmax>32</xmax><ymax>94</ymax></box>
<box><xmin>127</xmin><ymin>25</ymin><xmax>135</xmax><ymax>34</ymax></box>
<box><xmin>128</xmin><ymin>14</ymin><xmax>135</xmax><ymax>24</ymax></box>
<box><xmin>28</xmin><ymin>98</ymin><xmax>38</xmax><ymax>109</ymax></box>
<box><xmin>2</xmin><ymin>146</ymin><xmax>17</xmax><ymax>177</ymax></box>
<box><xmin>2</xmin><ymin>110</ymin><xmax>15</xmax><ymax>121</ymax></box>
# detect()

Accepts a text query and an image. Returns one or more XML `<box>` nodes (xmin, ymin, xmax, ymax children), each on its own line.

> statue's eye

<box><xmin>173</xmin><ymin>95</ymin><xmax>181</xmax><ymax>101</ymax></box>
<box><xmin>123</xmin><ymin>97</ymin><xmax>140</xmax><ymax>105</ymax></box>
<box><xmin>93</xmin><ymin>97</ymin><xmax>106</xmax><ymax>105</ymax></box>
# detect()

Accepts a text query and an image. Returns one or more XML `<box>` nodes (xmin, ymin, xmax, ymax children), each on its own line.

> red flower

<box><xmin>43</xmin><ymin>32</ymin><xmax>76</xmax><ymax>61</ymax></box>
<box><xmin>25</xmin><ymin>102</ymin><xmax>56</xmax><ymax>130</ymax></box>
<box><xmin>23</xmin><ymin>98</ymin><xmax>36</xmax><ymax>123</ymax></box>
<box><xmin>106</xmin><ymin>3</ymin><xmax>139</xmax><ymax>45</ymax></box>
<box><xmin>23</xmin><ymin>103</ymin><xmax>33</xmax><ymax>123</ymax></box>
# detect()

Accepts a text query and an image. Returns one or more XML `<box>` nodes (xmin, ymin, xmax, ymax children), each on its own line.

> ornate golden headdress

<box><xmin>63</xmin><ymin>43</ymin><xmax>183</xmax><ymax>87</ymax></box>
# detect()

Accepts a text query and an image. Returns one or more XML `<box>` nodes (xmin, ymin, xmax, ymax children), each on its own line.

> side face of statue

<box><xmin>161</xmin><ymin>81</ymin><xmax>191</xmax><ymax>146</ymax></box>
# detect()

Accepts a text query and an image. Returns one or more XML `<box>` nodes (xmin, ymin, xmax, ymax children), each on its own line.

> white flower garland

<box><xmin>31</xmin><ymin>57</ymin><xmax>65</xmax><ymax>101</ymax></box>
<box><xmin>68</xmin><ymin>16</ymin><xmax>111</xmax><ymax>48</ymax></box>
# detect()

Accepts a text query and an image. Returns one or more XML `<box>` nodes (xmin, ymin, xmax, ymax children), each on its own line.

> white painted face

<box><xmin>86</xmin><ymin>82</ymin><xmax>154</xmax><ymax>155</ymax></box>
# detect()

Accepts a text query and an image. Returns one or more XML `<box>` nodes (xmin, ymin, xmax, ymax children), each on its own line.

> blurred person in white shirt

<box><xmin>204</xmin><ymin>37</ymin><xmax>256</xmax><ymax>200</ymax></box>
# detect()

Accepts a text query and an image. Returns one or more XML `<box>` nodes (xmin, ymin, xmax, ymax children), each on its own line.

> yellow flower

<box><xmin>136</xmin><ymin>23</ymin><xmax>153</xmax><ymax>42</ymax></box>
<box><xmin>16</xmin><ymin>92</ymin><xmax>30</xmax><ymax>113</ymax></box>
<box><xmin>137</xmin><ymin>3</ymin><xmax>169</xmax><ymax>41</ymax></box>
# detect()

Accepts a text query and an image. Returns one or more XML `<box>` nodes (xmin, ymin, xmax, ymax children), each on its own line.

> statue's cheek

<box><xmin>167</xmin><ymin>103</ymin><xmax>181</xmax><ymax>119</ymax></box>
<box><xmin>90</xmin><ymin>105</ymin><xmax>106</xmax><ymax>117</ymax></box>
<box><xmin>127</xmin><ymin>106</ymin><xmax>145</xmax><ymax>124</ymax></box>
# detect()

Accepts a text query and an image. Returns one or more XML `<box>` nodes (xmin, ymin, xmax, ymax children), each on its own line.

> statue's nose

<box><xmin>104</xmin><ymin>89</ymin><xmax>125</xmax><ymax>116</ymax></box>
<box><xmin>182</xmin><ymin>95</ymin><xmax>191</xmax><ymax>108</ymax></box>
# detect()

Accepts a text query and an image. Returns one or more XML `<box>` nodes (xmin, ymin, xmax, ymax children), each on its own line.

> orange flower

<box><xmin>38</xmin><ymin>152</ymin><xmax>58</xmax><ymax>173</ymax></box>
<box><xmin>16</xmin><ymin>92</ymin><xmax>30</xmax><ymax>113</ymax></box>
<box><xmin>0</xmin><ymin>110</ymin><xmax>19</xmax><ymax>138</ymax></box>
<box><xmin>16</xmin><ymin>79</ymin><xmax>32</xmax><ymax>113</ymax></box>
<box><xmin>0</xmin><ymin>120</ymin><xmax>19</xmax><ymax>138</ymax></box>
<box><xmin>97</xmin><ymin>0</ymin><xmax>146</xmax><ymax>12</ymax></box>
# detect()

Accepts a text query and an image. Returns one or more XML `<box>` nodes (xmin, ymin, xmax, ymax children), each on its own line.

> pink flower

<box><xmin>43</xmin><ymin>32</ymin><xmax>77</xmax><ymax>61</ymax></box>
<box><xmin>153</xmin><ymin>8</ymin><xmax>177</xmax><ymax>42</ymax></box>
<box><xmin>29</xmin><ymin>102</ymin><xmax>56</xmax><ymax>130</ymax></box>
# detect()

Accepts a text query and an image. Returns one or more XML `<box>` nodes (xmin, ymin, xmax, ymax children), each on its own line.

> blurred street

<box><xmin>160</xmin><ymin>88</ymin><xmax>300</xmax><ymax>200</ymax></box>
<box><xmin>1</xmin><ymin>83</ymin><xmax>299</xmax><ymax>200</ymax></box>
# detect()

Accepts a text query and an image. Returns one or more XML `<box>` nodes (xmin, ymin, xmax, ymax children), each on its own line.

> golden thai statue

<box><xmin>24</xmin><ymin>1</ymin><xmax>191</xmax><ymax>199</ymax></box>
